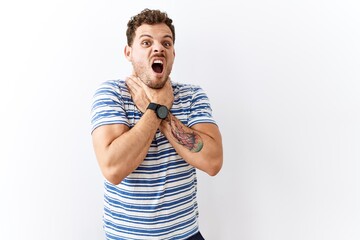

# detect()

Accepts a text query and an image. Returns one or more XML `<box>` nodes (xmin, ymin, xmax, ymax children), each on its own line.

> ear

<box><xmin>124</xmin><ymin>45</ymin><xmax>132</xmax><ymax>61</ymax></box>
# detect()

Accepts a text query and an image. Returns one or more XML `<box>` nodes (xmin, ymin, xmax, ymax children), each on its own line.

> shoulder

<box><xmin>172</xmin><ymin>81</ymin><xmax>206</xmax><ymax>96</ymax></box>
<box><xmin>93</xmin><ymin>79</ymin><xmax>130</xmax><ymax>99</ymax></box>
<box><xmin>95</xmin><ymin>79</ymin><xmax>126</xmax><ymax>93</ymax></box>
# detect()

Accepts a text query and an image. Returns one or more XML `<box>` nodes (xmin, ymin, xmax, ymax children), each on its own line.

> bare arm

<box><xmin>126</xmin><ymin>76</ymin><xmax>223</xmax><ymax>176</ymax></box>
<box><xmin>92</xmin><ymin>76</ymin><xmax>173</xmax><ymax>185</ymax></box>
<box><xmin>92</xmin><ymin>111</ymin><xmax>161</xmax><ymax>185</ymax></box>
<box><xmin>159</xmin><ymin>114</ymin><xmax>223</xmax><ymax>176</ymax></box>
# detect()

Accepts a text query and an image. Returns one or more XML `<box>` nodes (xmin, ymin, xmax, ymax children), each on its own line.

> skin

<box><xmin>125</xmin><ymin>23</ymin><xmax>175</xmax><ymax>90</ymax></box>
<box><xmin>92</xmin><ymin>23</ymin><xmax>223</xmax><ymax>185</ymax></box>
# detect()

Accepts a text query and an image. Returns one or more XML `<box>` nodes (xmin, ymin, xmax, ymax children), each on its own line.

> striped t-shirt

<box><xmin>91</xmin><ymin>79</ymin><xmax>216</xmax><ymax>240</ymax></box>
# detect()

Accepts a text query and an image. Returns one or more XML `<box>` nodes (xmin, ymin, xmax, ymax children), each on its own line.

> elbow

<box><xmin>207</xmin><ymin>165</ymin><xmax>221</xmax><ymax>176</ymax></box>
<box><xmin>206</xmin><ymin>140</ymin><xmax>223</xmax><ymax>177</ymax></box>
<box><xmin>207</xmin><ymin>156</ymin><xmax>223</xmax><ymax>177</ymax></box>
<box><xmin>97</xmin><ymin>155</ymin><xmax>127</xmax><ymax>185</ymax></box>
<box><xmin>105</xmin><ymin>175</ymin><xmax>123</xmax><ymax>185</ymax></box>
<box><xmin>102</xmin><ymin>166</ymin><xmax>124</xmax><ymax>185</ymax></box>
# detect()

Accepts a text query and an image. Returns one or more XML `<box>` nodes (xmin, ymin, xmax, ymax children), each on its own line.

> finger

<box><xmin>132</xmin><ymin>76</ymin><xmax>151</xmax><ymax>90</ymax></box>
<box><xmin>164</xmin><ymin>79</ymin><xmax>173</xmax><ymax>92</ymax></box>
<box><xmin>127</xmin><ymin>75</ymin><xmax>140</xmax><ymax>84</ymax></box>
<box><xmin>126</xmin><ymin>84</ymin><xmax>137</xmax><ymax>96</ymax></box>
<box><xmin>127</xmin><ymin>75</ymin><xmax>140</xmax><ymax>85</ymax></box>
<box><xmin>126</xmin><ymin>76</ymin><xmax>136</xmax><ymax>84</ymax></box>
<box><xmin>126</xmin><ymin>77</ymin><xmax>141</xmax><ymax>93</ymax></box>
<box><xmin>127</xmin><ymin>87</ymin><xmax>134</xmax><ymax>98</ymax></box>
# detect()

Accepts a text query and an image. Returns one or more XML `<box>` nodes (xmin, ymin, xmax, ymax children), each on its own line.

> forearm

<box><xmin>159</xmin><ymin>113</ymin><xmax>223</xmax><ymax>176</ymax></box>
<box><xmin>94</xmin><ymin>110</ymin><xmax>161</xmax><ymax>184</ymax></box>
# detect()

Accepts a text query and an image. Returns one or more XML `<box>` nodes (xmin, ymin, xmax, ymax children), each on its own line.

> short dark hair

<box><xmin>126</xmin><ymin>8</ymin><xmax>175</xmax><ymax>46</ymax></box>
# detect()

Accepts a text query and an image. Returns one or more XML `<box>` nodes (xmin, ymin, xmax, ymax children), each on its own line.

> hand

<box><xmin>126</xmin><ymin>76</ymin><xmax>174</xmax><ymax>112</ymax></box>
<box><xmin>125</xmin><ymin>75</ymin><xmax>150</xmax><ymax>113</ymax></box>
<box><xmin>144</xmin><ymin>79</ymin><xmax>174</xmax><ymax>110</ymax></box>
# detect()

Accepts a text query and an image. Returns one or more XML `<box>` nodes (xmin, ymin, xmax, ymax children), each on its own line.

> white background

<box><xmin>1</xmin><ymin>0</ymin><xmax>360</xmax><ymax>239</ymax></box>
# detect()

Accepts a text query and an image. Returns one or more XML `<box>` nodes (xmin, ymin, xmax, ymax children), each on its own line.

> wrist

<box><xmin>139</xmin><ymin>101</ymin><xmax>150</xmax><ymax>113</ymax></box>
<box><xmin>159</xmin><ymin>114</ymin><xmax>170</xmax><ymax>132</ymax></box>
<box><xmin>146</xmin><ymin>102</ymin><xmax>169</xmax><ymax>120</ymax></box>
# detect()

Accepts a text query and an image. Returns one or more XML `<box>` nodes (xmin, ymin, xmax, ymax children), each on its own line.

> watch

<box><xmin>147</xmin><ymin>103</ymin><xmax>169</xmax><ymax>119</ymax></box>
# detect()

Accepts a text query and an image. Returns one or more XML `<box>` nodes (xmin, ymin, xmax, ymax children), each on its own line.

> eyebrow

<box><xmin>139</xmin><ymin>34</ymin><xmax>173</xmax><ymax>40</ymax></box>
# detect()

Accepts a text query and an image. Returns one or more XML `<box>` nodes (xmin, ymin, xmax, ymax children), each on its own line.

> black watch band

<box><xmin>147</xmin><ymin>103</ymin><xmax>169</xmax><ymax>120</ymax></box>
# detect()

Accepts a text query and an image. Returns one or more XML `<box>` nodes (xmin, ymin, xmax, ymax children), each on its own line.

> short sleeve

<box><xmin>188</xmin><ymin>85</ymin><xmax>217</xmax><ymax>127</ymax></box>
<box><xmin>90</xmin><ymin>80</ymin><xmax>129</xmax><ymax>133</ymax></box>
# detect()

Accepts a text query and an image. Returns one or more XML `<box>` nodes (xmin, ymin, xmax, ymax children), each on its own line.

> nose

<box><xmin>153</xmin><ymin>41</ymin><xmax>165</xmax><ymax>53</ymax></box>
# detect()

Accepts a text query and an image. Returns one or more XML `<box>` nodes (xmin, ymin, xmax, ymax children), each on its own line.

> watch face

<box><xmin>157</xmin><ymin>106</ymin><xmax>168</xmax><ymax>119</ymax></box>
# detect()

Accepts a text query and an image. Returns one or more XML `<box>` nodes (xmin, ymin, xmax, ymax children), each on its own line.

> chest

<box><xmin>123</xmin><ymin>93</ymin><xmax>191</xmax><ymax>128</ymax></box>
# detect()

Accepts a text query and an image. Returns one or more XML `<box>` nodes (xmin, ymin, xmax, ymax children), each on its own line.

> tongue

<box><xmin>152</xmin><ymin>63</ymin><xmax>163</xmax><ymax>73</ymax></box>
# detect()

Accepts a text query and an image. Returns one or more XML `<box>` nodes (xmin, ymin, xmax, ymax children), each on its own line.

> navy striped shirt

<box><xmin>91</xmin><ymin>80</ymin><xmax>216</xmax><ymax>239</ymax></box>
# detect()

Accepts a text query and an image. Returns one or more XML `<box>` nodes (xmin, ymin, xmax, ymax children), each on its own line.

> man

<box><xmin>91</xmin><ymin>9</ymin><xmax>223</xmax><ymax>240</ymax></box>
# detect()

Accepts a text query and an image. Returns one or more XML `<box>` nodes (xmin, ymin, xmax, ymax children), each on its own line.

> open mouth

<box><xmin>152</xmin><ymin>60</ymin><xmax>164</xmax><ymax>74</ymax></box>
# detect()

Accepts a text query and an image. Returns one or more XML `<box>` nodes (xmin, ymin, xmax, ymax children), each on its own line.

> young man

<box><xmin>91</xmin><ymin>9</ymin><xmax>223</xmax><ymax>240</ymax></box>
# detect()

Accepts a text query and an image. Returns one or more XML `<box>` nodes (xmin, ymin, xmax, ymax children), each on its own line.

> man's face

<box><xmin>125</xmin><ymin>23</ymin><xmax>175</xmax><ymax>89</ymax></box>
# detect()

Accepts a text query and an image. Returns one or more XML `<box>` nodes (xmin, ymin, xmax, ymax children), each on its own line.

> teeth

<box><xmin>153</xmin><ymin>60</ymin><xmax>163</xmax><ymax>65</ymax></box>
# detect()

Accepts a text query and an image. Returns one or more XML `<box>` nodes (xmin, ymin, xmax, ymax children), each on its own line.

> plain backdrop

<box><xmin>1</xmin><ymin>0</ymin><xmax>359</xmax><ymax>239</ymax></box>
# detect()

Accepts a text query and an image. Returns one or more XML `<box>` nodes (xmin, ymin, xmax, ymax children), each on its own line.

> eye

<box><xmin>141</xmin><ymin>40</ymin><xmax>151</xmax><ymax>47</ymax></box>
<box><xmin>163</xmin><ymin>41</ymin><xmax>172</xmax><ymax>48</ymax></box>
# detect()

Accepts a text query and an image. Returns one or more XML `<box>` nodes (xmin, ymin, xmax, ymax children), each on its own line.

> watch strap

<box><xmin>147</xmin><ymin>102</ymin><xmax>159</xmax><ymax>111</ymax></box>
<box><xmin>146</xmin><ymin>102</ymin><xmax>169</xmax><ymax>119</ymax></box>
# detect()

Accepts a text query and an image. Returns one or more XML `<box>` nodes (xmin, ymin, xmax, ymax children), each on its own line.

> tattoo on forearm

<box><xmin>166</xmin><ymin>115</ymin><xmax>203</xmax><ymax>152</ymax></box>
